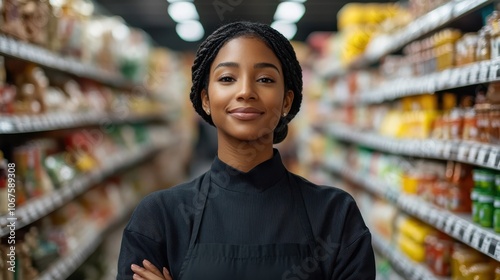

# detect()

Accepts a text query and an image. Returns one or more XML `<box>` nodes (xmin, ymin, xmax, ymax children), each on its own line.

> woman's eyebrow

<box><xmin>213</xmin><ymin>62</ymin><xmax>280</xmax><ymax>74</ymax></box>
<box><xmin>214</xmin><ymin>62</ymin><xmax>239</xmax><ymax>71</ymax></box>
<box><xmin>254</xmin><ymin>62</ymin><xmax>280</xmax><ymax>73</ymax></box>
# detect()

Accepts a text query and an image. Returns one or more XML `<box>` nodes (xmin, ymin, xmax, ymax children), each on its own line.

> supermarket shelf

<box><xmin>360</xmin><ymin>0</ymin><xmax>492</xmax><ymax>68</ymax></box>
<box><xmin>371</xmin><ymin>233</ymin><xmax>444</xmax><ymax>280</ymax></box>
<box><xmin>0</xmin><ymin>34</ymin><xmax>135</xmax><ymax>89</ymax></box>
<box><xmin>324</xmin><ymin>158</ymin><xmax>500</xmax><ymax>262</ymax></box>
<box><xmin>323</xmin><ymin>123</ymin><xmax>500</xmax><ymax>171</ymax></box>
<box><xmin>0</xmin><ymin>141</ymin><xmax>170</xmax><ymax>237</ymax></box>
<box><xmin>36</xmin><ymin>205</ymin><xmax>134</xmax><ymax>280</ymax></box>
<box><xmin>355</xmin><ymin>59</ymin><xmax>500</xmax><ymax>104</ymax></box>
<box><xmin>0</xmin><ymin>112</ymin><xmax>169</xmax><ymax>134</ymax></box>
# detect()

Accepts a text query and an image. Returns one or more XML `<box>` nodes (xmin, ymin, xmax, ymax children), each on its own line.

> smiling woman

<box><xmin>117</xmin><ymin>21</ymin><xmax>376</xmax><ymax>280</ymax></box>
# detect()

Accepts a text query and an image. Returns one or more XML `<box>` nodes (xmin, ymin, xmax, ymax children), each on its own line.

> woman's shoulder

<box><xmin>134</xmin><ymin>173</ymin><xmax>209</xmax><ymax>213</ymax></box>
<box><xmin>290</xmin><ymin>172</ymin><xmax>355</xmax><ymax>203</ymax></box>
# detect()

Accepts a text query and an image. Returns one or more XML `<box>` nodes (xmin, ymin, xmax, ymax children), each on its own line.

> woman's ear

<box><xmin>283</xmin><ymin>90</ymin><xmax>294</xmax><ymax>115</ymax></box>
<box><xmin>201</xmin><ymin>89</ymin><xmax>210</xmax><ymax>115</ymax></box>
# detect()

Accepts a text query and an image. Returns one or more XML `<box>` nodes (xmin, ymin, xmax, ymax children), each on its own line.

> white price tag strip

<box><xmin>443</xmin><ymin>142</ymin><xmax>453</xmax><ymax>158</ymax></box>
<box><xmin>453</xmin><ymin>220</ymin><xmax>463</xmax><ymax>238</ymax></box>
<box><xmin>495</xmin><ymin>242</ymin><xmax>500</xmax><ymax>260</ymax></box>
<box><xmin>457</xmin><ymin>144</ymin><xmax>468</xmax><ymax>161</ymax></box>
<box><xmin>444</xmin><ymin>216</ymin><xmax>455</xmax><ymax>234</ymax></box>
<box><xmin>477</xmin><ymin>148</ymin><xmax>489</xmax><ymax>165</ymax></box>
<box><xmin>479</xmin><ymin>64</ymin><xmax>489</xmax><ymax>82</ymax></box>
<box><xmin>481</xmin><ymin>236</ymin><xmax>492</xmax><ymax>254</ymax></box>
<box><xmin>468</xmin><ymin>145</ymin><xmax>479</xmax><ymax>162</ymax></box>
<box><xmin>471</xmin><ymin>231</ymin><xmax>482</xmax><ymax>249</ymax></box>
<box><xmin>463</xmin><ymin>224</ymin><xmax>475</xmax><ymax>243</ymax></box>
<box><xmin>490</xmin><ymin>63</ymin><xmax>500</xmax><ymax>80</ymax></box>
<box><xmin>488</xmin><ymin>148</ymin><xmax>499</xmax><ymax>168</ymax></box>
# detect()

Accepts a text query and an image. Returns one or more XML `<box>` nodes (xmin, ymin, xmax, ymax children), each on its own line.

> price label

<box><xmin>495</xmin><ymin>242</ymin><xmax>500</xmax><ymax>260</ymax></box>
<box><xmin>445</xmin><ymin>216</ymin><xmax>455</xmax><ymax>233</ymax></box>
<box><xmin>443</xmin><ymin>142</ymin><xmax>453</xmax><ymax>158</ymax></box>
<box><xmin>437</xmin><ymin>214</ymin><xmax>446</xmax><ymax>228</ymax></box>
<box><xmin>479</xmin><ymin>64</ymin><xmax>490</xmax><ymax>82</ymax></box>
<box><xmin>453</xmin><ymin>220</ymin><xmax>463</xmax><ymax>237</ymax></box>
<box><xmin>471</xmin><ymin>232</ymin><xmax>482</xmax><ymax>249</ymax></box>
<box><xmin>463</xmin><ymin>224</ymin><xmax>475</xmax><ymax>243</ymax></box>
<box><xmin>481</xmin><ymin>236</ymin><xmax>492</xmax><ymax>254</ymax></box>
<box><xmin>450</xmin><ymin>68</ymin><xmax>461</xmax><ymax>86</ymax></box>
<box><xmin>459</xmin><ymin>68</ymin><xmax>470</xmax><ymax>85</ymax></box>
<box><xmin>457</xmin><ymin>144</ymin><xmax>468</xmax><ymax>161</ymax></box>
<box><xmin>490</xmin><ymin>63</ymin><xmax>500</xmax><ymax>80</ymax></box>
<box><xmin>468</xmin><ymin>145</ymin><xmax>479</xmax><ymax>162</ymax></box>
<box><xmin>488</xmin><ymin>148</ymin><xmax>499</xmax><ymax>168</ymax></box>
<box><xmin>469</xmin><ymin>65</ymin><xmax>480</xmax><ymax>84</ymax></box>
<box><xmin>477</xmin><ymin>148</ymin><xmax>489</xmax><ymax>165</ymax></box>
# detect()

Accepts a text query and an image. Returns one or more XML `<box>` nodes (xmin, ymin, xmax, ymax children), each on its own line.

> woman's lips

<box><xmin>228</xmin><ymin>107</ymin><xmax>263</xmax><ymax>120</ymax></box>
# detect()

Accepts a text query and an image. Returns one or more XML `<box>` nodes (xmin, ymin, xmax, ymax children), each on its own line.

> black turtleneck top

<box><xmin>117</xmin><ymin>149</ymin><xmax>375</xmax><ymax>279</ymax></box>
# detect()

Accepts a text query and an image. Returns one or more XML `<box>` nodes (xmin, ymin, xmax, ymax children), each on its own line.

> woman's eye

<box><xmin>219</xmin><ymin>76</ymin><xmax>234</xmax><ymax>82</ymax></box>
<box><xmin>258</xmin><ymin>77</ymin><xmax>274</xmax><ymax>83</ymax></box>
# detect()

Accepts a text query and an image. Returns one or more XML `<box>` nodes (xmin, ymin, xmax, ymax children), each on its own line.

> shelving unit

<box><xmin>321</xmin><ymin>123</ymin><xmax>500</xmax><ymax>171</ymax></box>
<box><xmin>36</xmin><ymin>204</ymin><xmax>135</xmax><ymax>280</ymax></box>
<box><xmin>324</xmin><ymin>158</ymin><xmax>500</xmax><ymax>262</ymax></box>
<box><xmin>0</xmin><ymin>139</ymin><xmax>172</xmax><ymax>237</ymax></box>
<box><xmin>0</xmin><ymin>112</ymin><xmax>169</xmax><ymax>134</ymax></box>
<box><xmin>371</xmin><ymin>233</ymin><xmax>444</xmax><ymax>280</ymax></box>
<box><xmin>0</xmin><ymin>7</ymin><xmax>182</xmax><ymax>280</ymax></box>
<box><xmin>0</xmin><ymin>34</ymin><xmax>135</xmax><ymax>89</ymax></box>
<box><xmin>350</xmin><ymin>0</ymin><xmax>492</xmax><ymax>72</ymax></box>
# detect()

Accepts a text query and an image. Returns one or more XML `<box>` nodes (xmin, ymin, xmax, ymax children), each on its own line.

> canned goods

<box><xmin>473</xmin><ymin>168</ymin><xmax>496</xmax><ymax>195</ymax></box>
<box><xmin>471</xmin><ymin>190</ymin><xmax>480</xmax><ymax>223</ymax></box>
<box><xmin>494</xmin><ymin>199</ymin><xmax>500</xmax><ymax>233</ymax></box>
<box><xmin>478</xmin><ymin>194</ymin><xmax>494</xmax><ymax>228</ymax></box>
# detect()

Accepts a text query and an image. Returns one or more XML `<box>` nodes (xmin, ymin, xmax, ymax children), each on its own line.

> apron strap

<box><xmin>288</xmin><ymin>173</ymin><xmax>318</xmax><ymax>259</ymax></box>
<box><xmin>178</xmin><ymin>171</ymin><xmax>211</xmax><ymax>278</ymax></box>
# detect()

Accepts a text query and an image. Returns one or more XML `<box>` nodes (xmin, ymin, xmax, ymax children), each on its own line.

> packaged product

<box><xmin>50</xmin><ymin>0</ymin><xmax>93</xmax><ymax>59</ymax></box>
<box><xmin>23</xmin><ymin>0</ymin><xmax>51</xmax><ymax>46</ymax></box>
<box><xmin>425</xmin><ymin>232</ymin><xmax>453</xmax><ymax>276</ymax></box>
<box><xmin>1</xmin><ymin>0</ymin><xmax>28</xmax><ymax>41</ymax></box>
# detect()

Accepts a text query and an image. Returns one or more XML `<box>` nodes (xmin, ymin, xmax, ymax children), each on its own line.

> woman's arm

<box><xmin>117</xmin><ymin>194</ymin><xmax>169</xmax><ymax>280</ymax></box>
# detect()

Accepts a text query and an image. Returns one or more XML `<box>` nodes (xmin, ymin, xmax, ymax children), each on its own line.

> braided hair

<box><xmin>190</xmin><ymin>21</ymin><xmax>303</xmax><ymax>144</ymax></box>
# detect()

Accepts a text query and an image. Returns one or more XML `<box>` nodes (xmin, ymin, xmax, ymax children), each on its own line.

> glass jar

<box><xmin>462</xmin><ymin>108</ymin><xmax>478</xmax><ymax>141</ymax></box>
<box><xmin>475</xmin><ymin>103</ymin><xmax>491</xmax><ymax>143</ymax></box>
<box><xmin>477</xmin><ymin>26</ymin><xmax>492</xmax><ymax>61</ymax></box>
<box><xmin>490</xmin><ymin>104</ymin><xmax>500</xmax><ymax>144</ymax></box>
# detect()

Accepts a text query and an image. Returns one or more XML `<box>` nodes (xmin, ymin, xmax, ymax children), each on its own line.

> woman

<box><xmin>117</xmin><ymin>21</ymin><xmax>375</xmax><ymax>280</ymax></box>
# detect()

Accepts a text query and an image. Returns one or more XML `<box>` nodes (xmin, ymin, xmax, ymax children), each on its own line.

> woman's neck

<box><xmin>217</xmin><ymin>135</ymin><xmax>274</xmax><ymax>172</ymax></box>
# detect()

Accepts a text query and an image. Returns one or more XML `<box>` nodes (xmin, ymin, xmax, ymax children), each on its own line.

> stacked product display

<box><xmin>0</xmin><ymin>1</ymin><xmax>193</xmax><ymax>279</ymax></box>
<box><xmin>304</xmin><ymin>0</ymin><xmax>500</xmax><ymax>279</ymax></box>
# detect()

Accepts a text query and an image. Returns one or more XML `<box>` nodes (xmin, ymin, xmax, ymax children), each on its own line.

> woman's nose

<box><xmin>235</xmin><ymin>77</ymin><xmax>257</xmax><ymax>100</ymax></box>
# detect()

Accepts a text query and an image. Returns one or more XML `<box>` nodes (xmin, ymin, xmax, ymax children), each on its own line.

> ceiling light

<box><xmin>176</xmin><ymin>20</ymin><xmax>204</xmax><ymax>42</ymax></box>
<box><xmin>168</xmin><ymin>2</ymin><xmax>199</xmax><ymax>22</ymax></box>
<box><xmin>274</xmin><ymin>2</ymin><xmax>305</xmax><ymax>23</ymax></box>
<box><xmin>167</xmin><ymin>0</ymin><xmax>193</xmax><ymax>2</ymax></box>
<box><xmin>271</xmin><ymin>21</ymin><xmax>297</xmax><ymax>40</ymax></box>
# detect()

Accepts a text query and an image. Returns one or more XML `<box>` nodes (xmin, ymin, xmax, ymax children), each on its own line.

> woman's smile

<box><xmin>228</xmin><ymin>107</ymin><xmax>264</xmax><ymax>121</ymax></box>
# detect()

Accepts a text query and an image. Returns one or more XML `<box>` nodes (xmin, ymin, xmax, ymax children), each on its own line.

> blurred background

<box><xmin>1</xmin><ymin>0</ymin><xmax>500</xmax><ymax>279</ymax></box>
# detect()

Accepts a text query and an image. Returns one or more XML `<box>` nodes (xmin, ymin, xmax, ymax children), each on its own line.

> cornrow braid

<box><xmin>189</xmin><ymin>21</ymin><xmax>303</xmax><ymax>144</ymax></box>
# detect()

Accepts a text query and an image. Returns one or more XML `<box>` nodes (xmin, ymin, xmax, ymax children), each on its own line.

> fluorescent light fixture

<box><xmin>271</xmin><ymin>21</ymin><xmax>297</xmax><ymax>39</ymax></box>
<box><xmin>176</xmin><ymin>20</ymin><xmax>204</xmax><ymax>42</ymax></box>
<box><xmin>167</xmin><ymin>0</ymin><xmax>193</xmax><ymax>2</ymax></box>
<box><xmin>274</xmin><ymin>2</ymin><xmax>305</xmax><ymax>23</ymax></box>
<box><xmin>168</xmin><ymin>2</ymin><xmax>199</xmax><ymax>22</ymax></box>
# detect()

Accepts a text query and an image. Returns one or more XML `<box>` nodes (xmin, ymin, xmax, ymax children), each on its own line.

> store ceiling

<box><xmin>94</xmin><ymin>0</ymin><xmax>397</xmax><ymax>52</ymax></box>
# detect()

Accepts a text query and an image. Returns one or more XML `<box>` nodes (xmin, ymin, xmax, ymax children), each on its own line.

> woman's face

<box><xmin>201</xmin><ymin>36</ymin><xmax>293</xmax><ymax>144</ymax></box>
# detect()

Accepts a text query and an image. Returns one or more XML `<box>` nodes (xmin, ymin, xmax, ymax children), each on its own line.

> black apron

<box><xmin>177</xmin><ymin>172</ymin><xmax>324</xmax><ymax>280</ymax></box>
